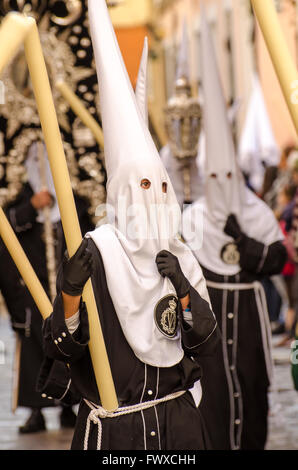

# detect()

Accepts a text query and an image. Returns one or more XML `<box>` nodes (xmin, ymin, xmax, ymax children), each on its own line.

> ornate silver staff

<box><xmin>164</xmin><ymin>22</ymin><xmax>202</xmax><ymax>203</ymax></box>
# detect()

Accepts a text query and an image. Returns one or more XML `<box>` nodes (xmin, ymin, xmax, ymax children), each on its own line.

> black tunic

<box><xmin>42</xmin><ymin>239</ymin><xmax>220</xmax><ymax>450</ymax></box>
<box><xmin>198</xmin><ymin>237</ymin><xmax>287</xmax><ymax>450</ymax></box>
<box><xmin>0</xmin><ymin>241</ymin><xmax>48</xmax><ymax>408</ymax></box>
<box><xmin>3</xmin><ymin>183</ymin><xmax>94</xmax><ymax>408</ymax></box>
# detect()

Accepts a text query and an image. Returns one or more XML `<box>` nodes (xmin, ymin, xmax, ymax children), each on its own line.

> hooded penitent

<box><xmin>238</xmin><ymin>74</ymin><xmax>281</xmax><ymax>193</ymax></box>
<box><xmin>182</xmin><ymin>9</ymin><xmax>283</xmax><ymax>277</ymax></box>
<box><xmin>86</xmin><ymin>0</ymin><xmax>210</xmax><ymax>368</ymax></box>
<box><xmin>25</xmin><ymin>142</ymin><xmax>60</xmax><ymax>224</ymax></box>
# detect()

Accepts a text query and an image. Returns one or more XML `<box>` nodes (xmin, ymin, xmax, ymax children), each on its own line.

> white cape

<box><xmin>86</xmin><ymin>224</ymin><xmax>211</xmax><ymax>368</ymax></box>
<box><xmin>182</xmin><ymin>186</ymin><xmax>283</xmax><ymax>276</ymax></box>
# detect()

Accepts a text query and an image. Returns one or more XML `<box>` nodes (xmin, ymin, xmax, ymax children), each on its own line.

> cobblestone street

<box><xmin>267</xmin><ymin>341</ymin><xmax>298</xmax><ymax>450</ymax></box>
<box><xmin>0</xmin><ymin>305</ymin><xmax>297</xmax><ymax>451</ymax></box>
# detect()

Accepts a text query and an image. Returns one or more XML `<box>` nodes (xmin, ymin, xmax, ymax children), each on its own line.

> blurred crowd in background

<box><xmin>255</xmin><ymin>144</ymin><xmax>298</xmax><ymax>346</ymax></box>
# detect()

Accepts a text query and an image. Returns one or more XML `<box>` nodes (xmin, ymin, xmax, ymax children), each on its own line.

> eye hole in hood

<box><xmin>140</xmin><ymin>178</ymin><xmax>151</xmax><ymax>190</ymax></box>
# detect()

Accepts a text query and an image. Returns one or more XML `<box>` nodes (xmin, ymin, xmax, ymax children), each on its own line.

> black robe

<box><xmin>3</xmin><ymin>183</ymin><xmax>94</xmax><ymax>409</ymax></box>
<box><xmin>198</xmin><ymin>236</ymin><xmax>287</xmax><ymax>450</ymax></box>
<box><xmin>0</xmin><ymin>241</ymin><xmax>48</xmax><ymax>408</ymax></box>
<box><xmin>42</xmin><ymin>239</ymin><xmax>220</xmax><ymax>450</ymax></box>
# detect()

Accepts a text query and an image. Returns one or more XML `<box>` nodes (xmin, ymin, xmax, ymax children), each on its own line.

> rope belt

<box><xmin>206</xmin><ymin>280</ymin><xmax>258</xmax><ymax>291</ymax></box>
<box><xmin>83</xmin><ymin>390</ymin><xmax>186</xmax><ymax>450</ymax></box>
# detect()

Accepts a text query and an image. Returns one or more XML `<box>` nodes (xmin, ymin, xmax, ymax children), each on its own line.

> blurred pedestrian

<box><xmin>2</xmin><ymin>141</ymin><xmax>93</xmax><ymax>433</ymax></box>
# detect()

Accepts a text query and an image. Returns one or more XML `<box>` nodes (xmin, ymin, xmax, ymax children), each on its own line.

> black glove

<box><xmin>62</xmin><ymin>239</ymin><xmax>93</xmax><ymax>296</ymax></box>
<box><xmin>224</xmin><ymin>214</ymin><xmax>243</xmax><ymax>242</ymax></box>
<box><xmin>156</xmin><ymin>250</ymin><xmax>190</xmax><ymax>298</ymax></box>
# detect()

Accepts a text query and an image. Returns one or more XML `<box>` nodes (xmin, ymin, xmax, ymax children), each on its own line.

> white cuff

<box><xmin>183</xmin><ymin>310</ymin><xmax>193</xmax><ymax>328</ymax></box>
<box><xmin>65</xmin><ymin>310</ymin><xmax>80</xmax><ymax>335</ymax></box>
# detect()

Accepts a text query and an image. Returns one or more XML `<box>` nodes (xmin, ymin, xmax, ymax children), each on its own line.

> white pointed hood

<box><xmin>239</xmin><ymin>74</ymin><xmax>281</xmax><ymax>193</ymax></box>
<box><xmin>135</xmin><ymin>37</ymin><xmax>149</xmax><ymax>127</ymax></box>
<box><xmin>200</xmin><ymin>8</ymin><xmax>244</xmax><ymax>225</ymax></box>
<box><xmin>87</xmin><ymin>0</ymin><xmax>211</xmax><ymax>367</ymax></box>
<box><xmin>182</xmin><ymin>10</ymin><xmax>283</xmax><ymax>276</ymax></box>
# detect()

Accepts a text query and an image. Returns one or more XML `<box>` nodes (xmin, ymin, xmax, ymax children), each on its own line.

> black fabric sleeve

<box><xmin>4</xmin><ymin>184</ymin><xmax>38</xmax><ymax>233</ymax></box>
<box><xmin>7</xmin><ymin>200</ymin><xmax>37</xmax><ymax>233</ymax></box>
<box><xmin>237</xmin><ymin>236</ymin><xmax>287</xmax><ymax>276</ymax></box>
<box><xmin>0</xmin><ymin>244</ymin><xmax>30</xmax><ymax>332</ymax></box>
<box><xmin>36</xmin><ymin>356</ymin><xmax>81</xmax><ymax>405</ymax></box>
<box><xmin>260</xmin><ymin>241</ymin><xmax>288</xmax><ymax>275</ymax></box>
<box><xmin>42</xmin><ymin>293</ymin><xmax>90</xmax><ymax>364</ymax></box>
<box><xmin>180</xmin><ymin>286</ymin><xmax>220</xmax><ymax>358</ymax></box>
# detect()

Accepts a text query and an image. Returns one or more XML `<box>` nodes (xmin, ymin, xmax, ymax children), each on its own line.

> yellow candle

<box><xmin>0</xmin><ymin>207</ymin><xmax>52</xmax><ymax>319</ymax></box>
<box><xmin>0</xmin><ymin>13</ymin><xmax>118</xmax><ymax>411</ymax></box>
<box><xmin>24</xmin><ymin>19</ymin><xmax>118</xmax><ymax>411</ymax></box>
<box><xmin>56</xmin><ymin>80</ymin><xmax>104</xmax><ymax>149</ymax></box>
<box><xmin>251</xmin><ymin>0</ymin><xmax>298</xmax><ymax>134</ymax></box>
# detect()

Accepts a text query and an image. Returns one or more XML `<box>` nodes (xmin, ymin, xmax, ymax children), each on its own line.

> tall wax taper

<box><xmin>251</xmin><ymin>0</ymin><xmax>298</xmax><ymax>134</ymax></box>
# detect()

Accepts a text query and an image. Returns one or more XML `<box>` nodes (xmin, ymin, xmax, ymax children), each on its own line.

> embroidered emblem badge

<box><xmin>154</xmin><ymin>295</ymin><xmax>178</xmax><ymax>338</ymax></box>
<box><xmin>221</xmin><ymin>242</ymin><xmax>240</xmax><ymax>265</ymax></box>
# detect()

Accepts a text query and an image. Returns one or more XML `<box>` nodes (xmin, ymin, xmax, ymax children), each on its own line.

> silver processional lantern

<box><xmin>164</xmin><ymin>75</ymin><xmax>202</xmax><ymax>203</ymax></box>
